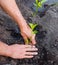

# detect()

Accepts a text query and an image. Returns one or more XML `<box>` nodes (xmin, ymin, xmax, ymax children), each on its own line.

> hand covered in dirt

<box><xmin>21</xmin><ymin>24</ymin><xmax>36</xmax><ymax>45</ymax></box>
<box><xmin>8</xmin><ymin>44</ymin><xmax>38</xmax><ymax>59</ymax></box>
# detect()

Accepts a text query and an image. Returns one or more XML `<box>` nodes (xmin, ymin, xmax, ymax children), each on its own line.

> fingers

<box><xmin>21</xmin><ymin>30</ymin><xmax>36</xmax><ymax>45</ymax></box>
<box><xmin>26</xmin><ymin>47</ymin><xmax>38</xmax><ymax>51</ymax></box>
<box><xmin>10</xmin><ymin>44</ymin><xmax>38</xmax><ymax>59</ymax></box>
<box><xmin>31</xmin><ymin>34</ymin><xmax>36</xmax><ymax>45</ymax></box>
<box><xmin>25</xmin><ymin>52</ymin><xmax>38</xmax><ymax>55</ymax></box>
<box><xmin>25</xmin><ymin>45</ymin><xmax>35</xmax><ymax>48</ymax></box>
<box><xmin>24</xmin><ymin>56</ymin><xmax>33</xmax><ymax>58</ymax></box>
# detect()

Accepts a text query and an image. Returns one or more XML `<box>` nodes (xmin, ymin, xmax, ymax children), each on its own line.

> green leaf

<box><xmin>29</xmin><ymin>23</ymin><xmax>38</xmax><ymax>35</ymax></box>
<box><xmin>36</xmin><ymin>0</ymin><xmax>39</xmax><ymax>4</ymax></box>
<box><xmin>33</xmin><ymin>3</ymin><xmax>37</xmax><ymax>7</ymax></box>
<box><xmin>38</xmin><ymin>2</ymin><xmax>42</xmax><ymax>7</ymax></box>
<box><xmin>41</xmin><ymin>0</ymin><xmax>47</xmax><ymax>4</ymax></box>
<box><xmin>33</xmin><ymin>30</ymin><xmax>38</xmax><ymax>34</ymax></box>
<box><xmin>29</xmin><ymin>23</ymin><xmax>38</xmax><ymax>30</ymax></box>
<box><xmin>32</xmin><ymin>24</ymin><xmax>38</xmax><ymax>30</ymax></box>
<box><xmin>29</xmin><ymin>23</ymin><xmax>33</xmax><ymax>30</ymax></box>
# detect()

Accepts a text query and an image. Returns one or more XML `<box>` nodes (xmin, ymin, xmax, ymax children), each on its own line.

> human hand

<box><xmin>20</xmin><ymin>24</ymin><xmax>36</xmax><ymax>45</ymax></box>
<box><xmin>0</xmin><ymin>0</ymin><xmax>36</xmax><ymax>44</ymax></box>
<box><xmin>8</xmin><ymin>44</ymin><xmax>38</xmax><ymax>59</ymax></box>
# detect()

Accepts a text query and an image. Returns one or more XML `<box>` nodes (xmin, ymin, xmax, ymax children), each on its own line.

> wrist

<box><xmin>0</xmin><ymin>42</ymin><xmax>11</xmax><ymax>57</ymax></box>
<box><xmin>14</xmin><ymin>14</ymin><xmax>28</xmax><ymax>28</ymax></box>
<box><xmin>4</xmin><ymin>45</ymin><xmax>12</xmax><ymax>57</ymax></box>
<box><xmin>17</xmin><ymin>19</ymin><xmax>28</xmax><ymax>28</ymax></box>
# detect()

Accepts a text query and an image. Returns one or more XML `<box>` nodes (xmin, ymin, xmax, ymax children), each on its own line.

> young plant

<box><xmin>33</xmin><ymin>0</ymin><xmax>47</xmax><ymax>16</ymax></box>
<box><xmin>29</xmin><ymin>23</ymin><xmax>38</xmax><ymax>34</ymax></box>
<box><xmin>25</xmin><ymin>23</ymin><xmax>38</xmax><ymax>45</ymax></box>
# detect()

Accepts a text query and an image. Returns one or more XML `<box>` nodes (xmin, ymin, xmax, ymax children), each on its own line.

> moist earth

<box><xmin>0</xmin><ymin>0</ymin><xmax>58</xmax><ymax>65</ymax></box>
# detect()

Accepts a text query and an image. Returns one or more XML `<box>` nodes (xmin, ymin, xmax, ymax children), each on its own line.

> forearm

<box><xmin>0</xmin><ymin>0</ymin><xmax>27</xmax><ymax>28</ymax></box>
<box><xmin>0</xmin><ymin>41</ymin><xmax>10</xmax><ymax>57</ymax></box>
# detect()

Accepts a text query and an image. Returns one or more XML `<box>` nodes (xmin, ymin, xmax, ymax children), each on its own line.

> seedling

<box><xmin>25</xmin><ymin>23</ymin><xmax>38</xmax><ymax>45</ymax></box>
<box><xmin>29</xmin><ymin>23</ymin><xmax>38</xmax><ymax>34</ymax></box>
<box><xmin>33</xmin><ymin>0</ymin><xmax>47</xmax><ymax>16</ymax></box>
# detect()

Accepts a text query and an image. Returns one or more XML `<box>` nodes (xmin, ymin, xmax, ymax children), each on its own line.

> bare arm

<box><xmin>0</xmin><ymin>0</ymin><xmax>37</xmax><ymax>59</ymax></box>
<box><xmin>0</xmin><ymin>41</ymin><xmax>10</xmax><ymax>57</ymax></box>
<box><xmin>0</xmin><ymin>0</ymin><xmax>27</xmax><ymax>28</ymax></box>
<box><xmin>0</xmin><ymin>0</ymin><xmax>36</xmax><ymax>44</ymax></box>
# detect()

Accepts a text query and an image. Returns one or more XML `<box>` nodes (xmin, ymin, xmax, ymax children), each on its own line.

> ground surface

<box><xmin>0</xmin><ymin>0</ymin><xmax>58</xmax><ymax>65</ymax></box>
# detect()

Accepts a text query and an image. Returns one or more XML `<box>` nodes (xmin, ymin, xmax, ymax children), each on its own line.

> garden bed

<box><xmin>0</xmin><ymin>0</ymin><xmax>58</xmax><ymax>65</ymax></box>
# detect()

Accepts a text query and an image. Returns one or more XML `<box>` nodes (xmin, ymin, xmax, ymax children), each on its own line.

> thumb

<box><xmin>31</xmin><ymin>34</ymin><xmax>36</xmax><ymax>45</ymax></box>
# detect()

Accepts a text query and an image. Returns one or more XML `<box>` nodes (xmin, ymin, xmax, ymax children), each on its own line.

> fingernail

<box><xmin>32</xmin><ymin>45</ymin><xmax>35</xmax><ymax>48</ymax></box>
<box><xmin>30</xmin><ymin>45</ymin><xmax>35</xmax><ymax>48</ymax></box>
<box><xmin>35</xmin><ymin>52</ymin><xmax>38</xmax><ymax>55</ymax></box>
<box><xmin>35</xmin><ymin>48</ymin><xmax>38</xmax><ymax>50</ymax></box>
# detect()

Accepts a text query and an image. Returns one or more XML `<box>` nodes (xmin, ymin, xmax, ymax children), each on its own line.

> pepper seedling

<box><xmin>25</xmin><ymin>23</ymin><xmax>38</xmax><ymax>45</ymax></box>
<box><xmin>33</xmin><ymin>0</ymin><xmax>47</xmax><ymax>16</ymax></box>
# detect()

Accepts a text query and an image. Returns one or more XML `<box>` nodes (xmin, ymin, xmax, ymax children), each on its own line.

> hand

<box><xmin>8</xmin><ymin>44</ymin><xmax>38</xmax><ymax>59</ymax></box>
<box><xmin>21</xmin><ymin>24</ymin><xmax>36</xmax><ymax>45</ymax></box>
<box><xmin>0</xmin><ymin>0</ymin><xmax>36</xmax><ymax>45</ymax></box>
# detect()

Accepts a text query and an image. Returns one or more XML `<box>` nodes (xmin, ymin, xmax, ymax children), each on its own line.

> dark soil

<box><xmin>0</xmin><ymin>0</ymin><xmax>58</xmax><ymax>65</ymax></box>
